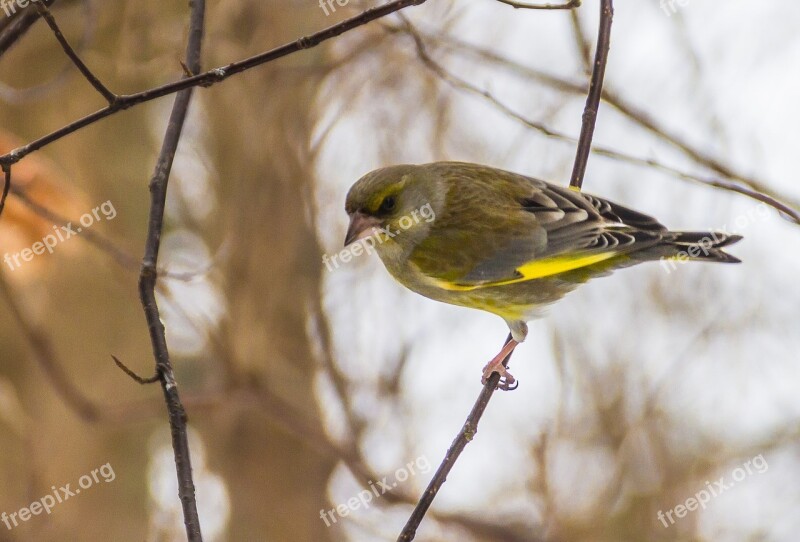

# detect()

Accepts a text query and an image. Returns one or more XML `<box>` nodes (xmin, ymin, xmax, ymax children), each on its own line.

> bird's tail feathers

<box><xmin>664</xmin><ymin>231</ymin><xmax>743</xmax><ymax>263</ymax></box>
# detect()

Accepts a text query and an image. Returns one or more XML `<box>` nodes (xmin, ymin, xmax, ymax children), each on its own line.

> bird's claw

<box><xmin>481</xmin><ymin>363</ymin><xmax>518</xmax><ymax>391</ymax></box>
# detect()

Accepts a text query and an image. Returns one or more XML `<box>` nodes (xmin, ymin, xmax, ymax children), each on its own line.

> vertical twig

<box><xmin>569</xmin><ymin>0</ymin><xmax>613</xmax><ymax>190</ymax></box>
<box><xmin>399</xmin><ymin>3</ymin><xmax>615</xmax><ymax>539</ymax></box>
<box><xmin>136</xmin><ymin>0</ymin><xmax>206</xmax><ymax>540</ymax></box>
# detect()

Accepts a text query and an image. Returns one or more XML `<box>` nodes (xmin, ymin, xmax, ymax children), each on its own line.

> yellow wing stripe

<box><xmin>431</xmin><ymin>251</ymin><xmax>618</xmax><ymax>292</ymax></box>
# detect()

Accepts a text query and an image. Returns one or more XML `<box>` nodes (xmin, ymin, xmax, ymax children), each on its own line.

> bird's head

<box><xmin>344</xmin><ymin>165</ymin><xmax>441</xmax><ymax>253</ymax></box>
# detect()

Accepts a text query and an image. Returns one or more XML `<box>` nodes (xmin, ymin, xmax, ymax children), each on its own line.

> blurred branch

<box><xmin>391</xmin><ymin>23</ymin><xmax>800</xmax><ymax>224</ymax></box>
<box><xmin>308</xmin><ymin>308</ymin><xmax>366</xmax><ymax>454</ymax></box>
<box><xmin>9</xmin><ymin>185</ymin><xmax>212</xmax><ymax>280</ymax></box>
<box><xmin>570</xmin><ymin>0</ymin><xmax>612</xmax><ymax>189</ymax></box>
<box><xmin>569</xmin><ymin>8</ymin><xmax>591</xmax><ymax>72</ymax></box>
<box><xmin>0</xmin><ymin>270</ymin><xmax>101</xmax><ymax>421</ymax></box>
<box><xmin>8</xmin><ymin>185</ymin><xmax>139</xmax><ymax>269</ymax></box>
<box><xmin>592</xmin><ymin>149</ymin><xmax>800</xmax><ymax>223</ymax></box>
<box><xmin>32</xmin><ymin>1</ymin><xmax>116</xmax><ymax>103</ymax></box>
<box><xmin>566</xmin><ymin>12</ymin><xmax>793</xmax><ymax>215</ymax></box>
<box><xmin>129</xmin><ymin>0</ymin><xmax>207</xmax><ymax>539</ymax></box>
<box><xmin>0</xmin><ymin>0</ymin><xmax>429</xmax><ymax>169</ymax></box>
<box><xmin>496</xmin><ymin>0</ymin><xmax>580</xmax><ymax>8</ymax></box>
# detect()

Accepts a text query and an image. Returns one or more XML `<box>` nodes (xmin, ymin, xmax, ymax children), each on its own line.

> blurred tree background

<box><xmin>0</xmin><ymin>1</ymin><xmax>798</xmax><ymax>541</ymax></box>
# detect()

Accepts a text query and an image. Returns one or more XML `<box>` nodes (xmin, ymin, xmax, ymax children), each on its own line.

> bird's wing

<box><xmin>410</xmin><ymin>164</ymin><xmax>667</xmax><ymax>289</ymax></box>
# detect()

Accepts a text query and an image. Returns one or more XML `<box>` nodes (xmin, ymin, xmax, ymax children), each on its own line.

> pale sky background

<box><xmin>308</xmin><ymin>1</ymin><xmax>800</xmax><ymax>540</ymax></box>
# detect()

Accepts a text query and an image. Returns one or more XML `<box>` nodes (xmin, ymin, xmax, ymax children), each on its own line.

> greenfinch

<box><xmin>344</xmin><ymin>162</ymin><xmax>741</xmax><ymax>389</ymax></box>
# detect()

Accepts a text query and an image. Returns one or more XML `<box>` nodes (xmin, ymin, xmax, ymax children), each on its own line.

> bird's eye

<box><xmin>378</xmin><ymin>195</ymin><xmax>397</xmax><ymax>214</ymax></box>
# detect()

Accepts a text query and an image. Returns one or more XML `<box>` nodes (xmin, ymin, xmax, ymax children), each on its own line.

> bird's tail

<box><xmin>651</xmin><ymin>231</ymin><xmax>743</xmax><ymax>263</ymax></box>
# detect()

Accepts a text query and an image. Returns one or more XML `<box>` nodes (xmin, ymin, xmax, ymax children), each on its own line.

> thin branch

<box><xmin>397</xmin><ymin>335</ymin><xmax>515</xmax><ymax>541</ymax></box>
<box><xmin>590</xmin><ymin>149</ymin><xmax>800</xmax><ymax>223</ymax></box>
<box><xmin>569</xmin><ymin>0</ymin><xmax>613</xmax><ymax>189</ymax></box>
<box><xmin>32</xmin><ymin>1</ymin><xmax>116</xmax><ymax>104</ymax></box>
<box><xmin>495</xmin><ymin>0</ymin><xmax>580</xmax><ymax>8</ymax></box>
<box><xmin>399</xmin><ymin>4</ymin><xmax>612</xmax><ymax>538</ymax></box>
<box><xmin>111</xmin><ymin>356</ymin><xmax>160</xmax><ymax>384</ymax></box>
<box><xmin>0</xmin><ymin>0</ymin><xmax>428</xmax><ymax>167</ymax></box>
<box><xmin>132</xmin><ymin>0</ymin><xmax>207</xmax><ymax>539</ymax></box>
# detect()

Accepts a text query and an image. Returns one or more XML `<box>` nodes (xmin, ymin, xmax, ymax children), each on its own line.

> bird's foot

<box><xmin>481</xmin><ymin>363</ymin><xmax>517</xmax><ymax>390</ymax></box>
<box><xmin>481</xmin><ymin>339</ymin><xmax>519</xmax><ymax>391</ymax></box>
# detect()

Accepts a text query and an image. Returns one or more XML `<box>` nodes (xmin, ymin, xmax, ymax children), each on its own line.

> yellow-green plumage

<box><xmin>344</xmin><ymin>162</ymin><xmax>741</xmax><ymax>342</ymax></box>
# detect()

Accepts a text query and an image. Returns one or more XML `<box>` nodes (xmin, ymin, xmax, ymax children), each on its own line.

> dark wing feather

<box><xmin>410</xmin><ymin>163</ymin><xmax>666</xmax><ymax>286</ymax></box>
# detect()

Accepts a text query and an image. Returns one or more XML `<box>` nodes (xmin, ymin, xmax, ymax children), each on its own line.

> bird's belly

<box><xmin>387</xmin><ymin>258</ymin><xmax>577</xmax><ymax>322</ymax></box>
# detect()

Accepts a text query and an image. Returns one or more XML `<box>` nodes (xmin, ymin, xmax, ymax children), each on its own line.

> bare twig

<box><xmin>399</xmin><ymin>4</ymin><xmax>614</xmax><ymax>538</ymax></box>
<box><xmin>397</xmin><ymin>335</ymin><xmax>515</xmax><ymax>541</ymax></box>
<box><xmin>592</xmin><ymin>151</ymin><xmax>800</xmax><ymax>223</ymax></box>
<box><xmin>111</xmin><ymin>356</ymin><xmax>160</xmax><ymax>384</ymax></box>
<box><xmin>32</xmin><ymin>1</ymin><xmax>116</xmax><ymax>104</ymax></box>
<box><xmin>570</xmin><ymin>0</ymin><xmax>613</xmax><ymax>190</ymax></box>
<box><xmin>496</xmin><ymin>0</ymin><xmax>580</xmax><ymax>9</ymax></box>
<box><xmin>132</xmin><ymin>0</ymin><xmax>207</xmax><ymax>538</ymax></box>
<box><xmin>0</xmin><ymin>0</ymin><xmax>428</xmax><ymax>168</ymax></box>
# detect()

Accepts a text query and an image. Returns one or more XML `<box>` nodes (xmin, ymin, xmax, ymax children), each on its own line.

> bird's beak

<box><xmin>344</xmin><ymin>212</ymin><xmax>381</xmax><ymax>247</ymax></box>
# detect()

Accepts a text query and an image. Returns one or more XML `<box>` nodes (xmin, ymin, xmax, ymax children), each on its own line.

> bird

<box><xmin>343</xmin><ymin>162</ymin><xmax>742</xmax><ymax>389</ymax></box>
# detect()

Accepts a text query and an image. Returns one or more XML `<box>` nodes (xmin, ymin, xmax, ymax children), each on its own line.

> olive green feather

<box><xmin>344</xmin><ymin>161</ymin><xmax>741</xmax><ymax>341</ymax></box>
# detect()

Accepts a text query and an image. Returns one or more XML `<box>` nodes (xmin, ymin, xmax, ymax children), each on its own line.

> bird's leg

<box><xmin>481</xmin><ymin>338</ymin><xmax>519</xmax><ymax>391</ymax></box>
